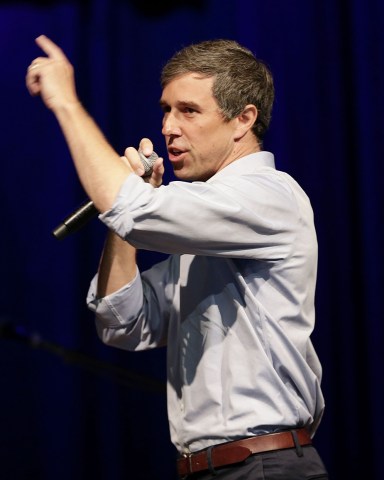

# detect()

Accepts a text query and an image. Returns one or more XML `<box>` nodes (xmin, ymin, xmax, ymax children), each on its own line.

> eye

<box><xmin>183</xmin><ymin>106</ymin><xmax>197</xmax><ymax>115</ymax></box>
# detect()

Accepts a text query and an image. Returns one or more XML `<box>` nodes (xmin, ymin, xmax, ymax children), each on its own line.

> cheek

<box><xmin>188</xmin><ymin>124</ymin><xmax>225</xmax><ymax>160</ymax></box>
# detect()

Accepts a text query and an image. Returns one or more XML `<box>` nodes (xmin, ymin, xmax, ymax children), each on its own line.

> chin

<box><xmin>173</xmin><ymin>166</ymin><xmax>212</xmax><ymax>182</ymax></box>
<box><xmin>173</xmin><ymin>168</ymin><xmax>194</xmax><ymax>181</ymax></box>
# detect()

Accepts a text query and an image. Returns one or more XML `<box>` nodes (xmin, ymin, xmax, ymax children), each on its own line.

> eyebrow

<box><xmin>159</xmin><ymin>99</ymin><xmax>202</xmax><ymax>110</ymax></box>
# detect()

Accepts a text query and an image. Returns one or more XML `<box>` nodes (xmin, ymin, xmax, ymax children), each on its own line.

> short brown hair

<box><xmin>161</xmin><ymin>39</ymin><xmax>274</xmax><ymax>141</ymax></box>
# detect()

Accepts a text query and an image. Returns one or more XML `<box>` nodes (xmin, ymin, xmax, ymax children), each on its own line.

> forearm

<box><xmin>97</xmin><ymin>230</ymin><xmax>137</xmax><ymax>297</ymax></box>
<box><xmin>53</xmin><ymin>101</ymin><xmax>133</xmax><ymax>212</ymax></box>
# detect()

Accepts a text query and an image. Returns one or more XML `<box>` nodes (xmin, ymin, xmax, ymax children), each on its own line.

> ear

<box><xmin>234</xmin><ymin>104</ymin><xmax>258</xmax><ymax>140</ymax></box>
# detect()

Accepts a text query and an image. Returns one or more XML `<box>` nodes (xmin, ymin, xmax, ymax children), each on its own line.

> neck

<box><xmin>231</xmin><ymin>133</ymin><xmax>262</xmax><ymax>161</ymax></box>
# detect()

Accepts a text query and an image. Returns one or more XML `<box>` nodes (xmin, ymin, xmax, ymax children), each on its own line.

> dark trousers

<box><xmin>184</xmin><ymin>446</ymin><xmax>328</xmax><ymax>480</ymax></box>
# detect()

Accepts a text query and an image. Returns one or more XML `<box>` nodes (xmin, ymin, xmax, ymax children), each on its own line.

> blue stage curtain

<box><xmin>0</xmin><ymin>1</ymin><xmax>383</xmax><ymax>478</ymax></box>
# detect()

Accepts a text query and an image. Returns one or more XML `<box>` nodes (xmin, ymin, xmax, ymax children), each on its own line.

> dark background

<box><xmin>1</xmin><ymin>0</ymin><xmax>383</xmax><ymax>478</ymax></box>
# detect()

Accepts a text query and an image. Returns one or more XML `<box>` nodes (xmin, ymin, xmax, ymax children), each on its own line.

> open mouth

<box><xmin>168</xmin><ymin>147</ymin><xmax>187</xmax><ymax>160</ymax></box>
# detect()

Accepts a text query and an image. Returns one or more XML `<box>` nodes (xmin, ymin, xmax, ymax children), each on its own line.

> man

<box><xmin>26</xmin><ymin>36</ymin><xmax>328</xmax><ymax>479</ymax></box>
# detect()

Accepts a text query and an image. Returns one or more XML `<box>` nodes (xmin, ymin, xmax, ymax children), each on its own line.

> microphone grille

<box><xmin>138</xmin><ymin>151</ymin><xmax>158</xmax><ymax>177</ymax></box>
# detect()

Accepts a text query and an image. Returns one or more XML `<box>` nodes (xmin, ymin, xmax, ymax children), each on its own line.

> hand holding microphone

<box><xmin>52</xmin><ymin>150</ymin><xmax>159</xmax><ymax>240</ymax></box>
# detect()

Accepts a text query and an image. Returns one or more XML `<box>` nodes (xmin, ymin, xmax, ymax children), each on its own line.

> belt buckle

<box><xmin>179</xmin><ymin>447</ymin><xmax>217</xmax><ymax>478</ymax></box>
<box><xmin>179</xmin><ymin>452</ymin><xmax>193</xmax><ymax>479</ymax></box>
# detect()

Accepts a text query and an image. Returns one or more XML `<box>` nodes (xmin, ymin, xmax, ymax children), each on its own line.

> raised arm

<box><xmin>26</xmin><ymin>35</ymin><xmax>133</xmax><ymax>213</ymax></box>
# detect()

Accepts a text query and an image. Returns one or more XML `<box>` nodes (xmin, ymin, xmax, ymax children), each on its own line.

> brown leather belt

<box><xmin>177</xmin><ymin>428</ymin><xmax>311</xmax><ymax>477</ymax></box>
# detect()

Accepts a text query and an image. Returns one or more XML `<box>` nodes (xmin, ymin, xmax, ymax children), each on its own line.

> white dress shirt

<box><xmin>87</xmin><ymin>151</ymin><xmax>325</xmax><ymax>454</ymax></box>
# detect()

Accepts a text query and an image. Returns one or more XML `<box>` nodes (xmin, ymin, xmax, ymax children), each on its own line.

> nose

<box><xmin>162</xmin><ymin>112</ymin><xmax>182</xmax><ymax>136</ymax></box>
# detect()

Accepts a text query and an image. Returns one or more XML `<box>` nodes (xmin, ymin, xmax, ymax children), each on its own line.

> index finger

<box><xmin>35</xmin><ymin>35</ymin><xmax>67</xmax><ymax>60</ymax></box>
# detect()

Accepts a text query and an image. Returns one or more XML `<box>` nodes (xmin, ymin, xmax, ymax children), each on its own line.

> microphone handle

<box><xmin>52</xmin><ymin>199</ymin><xmax>98</xmax><ymax>240</ymax></box>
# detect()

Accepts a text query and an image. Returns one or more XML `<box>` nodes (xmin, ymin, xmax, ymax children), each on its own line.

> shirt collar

<box><xmin>207</xmin><ymin>151</ymin><xmax>276</xmax><ymax>183</ymax></box>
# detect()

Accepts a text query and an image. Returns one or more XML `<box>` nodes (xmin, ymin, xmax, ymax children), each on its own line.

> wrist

<box><xmin>51</xmin><ymin>98</ymin><xmax>83</xmax><ymax>117</ymax></box>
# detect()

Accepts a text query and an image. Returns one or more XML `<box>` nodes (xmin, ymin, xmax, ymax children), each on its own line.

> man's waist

<box><xmin>177</xmin><ymin>428</ymin><xmax>312</xmax><ymax>477</ymax></box>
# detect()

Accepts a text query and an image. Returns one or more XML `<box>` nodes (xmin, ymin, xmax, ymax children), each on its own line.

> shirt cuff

<box><xmin>86</xmin><ymin>267</ymin><xmax>143</xmax><ymax>328</ymax></box>
<box><xmin>98</xmin><ymin>174</ymin><xmax>153</xmax><ymax>239</ymax></box>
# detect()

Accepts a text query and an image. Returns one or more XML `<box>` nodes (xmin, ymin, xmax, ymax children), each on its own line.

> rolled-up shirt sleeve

<box><xmin>98</xmin><ymin>161</ymin><xmax>300</xmax><ymax>261</ymax></box>
<box><xmin>87</xmin><ymin>257</ymin><xmax>174</xmax><ymax>351</ymax></box>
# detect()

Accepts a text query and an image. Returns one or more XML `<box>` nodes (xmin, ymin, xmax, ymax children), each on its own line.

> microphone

<box><xmin>52</xmin><ymin>151</ymin><xmax>158</xmax><ymax>240</ymax></box>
